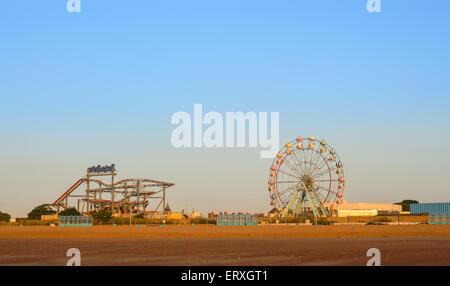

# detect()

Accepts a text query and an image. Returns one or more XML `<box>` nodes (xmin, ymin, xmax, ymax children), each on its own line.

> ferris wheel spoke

<box><xmin>308</xmin><ymin>151</ymin><xmax>322</xmax><ymax>176</ymax></box>
<box><xmin>312</xmin><ymin>166</ymin><xmax>336</xmax><ymax>179</ymax></box>
<box><xmin>298</xmin><ymin>160</ymin><xmax>312</xmax><ymax>172</ymax></box>
<box><xmin>278</xmin><ymin>169</ymin><xmax>301</xmax><ymax>180</ymax></box>
<box><xmin>311</xmin><ymin>188</ymin><xmax>325</xmax><ymax>202</ymax></box>
<box><xmin>308</xmin><ymin>165</ymin><xmax>323</xmax><ymax>178</ymax></box>
<box><xmin>303</xmin><ymin>148</ymin><xmax>315</xmax><ymax>173</ymax></box>
<box><xmin>314</xmin><ymin>191</ymin><xmax>328</xmax><ymax>209</ymax></box>
<box><xmin>277</xmin><ymin>180</ymin><xmax>301</xmax><ymax>184</ymax></box>
<box><xmin>310</xmin><ymin>166</ymin><xmax>329</xmax><ymax>180</ymax></box>
<box><xmin>278</xmin><ymin>183</ymin><xmax>299</xmax><ymax>195</ymax></box>
<box><xmin>279</xmin><ymin>187</ymin><xmax>299</xmax><ymax>206</ymax></box>
<box><xmin>296</xmin><ymin>148</ymin><xmax>308</xmax><ymax>167</ymax></box>
<box><xmin>309</xmin><ymin>151</ymin><xmax>328</xmax><ymax>177</ymax></box>
<box><xmin>311</xmin><ymin>148</ymin><xmax>321</xmax><ymax>165</ymax></box>
<box><xmin>308</xmin><ymin>158</ymin><xmax>325</xmax><ymax>178</ymax></box>
<box><xmin>283</xmin><ymin>158</ymin><xmax>303</xmax><ymax>178</ymax></box>
<box><xmin>306</xmin><ymin>150</ymin><xmax>317</xmax><ymax>176</ymax></box>
<box><xmin>303</xmin><ymin>152</ymin><xmax>314</xmax><ymax>177</ymax></box>
<box><xmin>312</xmin><ymin>163</ymin><xmax>330</xmax><ymax>176</ymax></box>
<box><xmin>299</xmin><ymin>149</ymin><xmax>309</xmax><ymax>173</ymax></box>
<box><xmin>293</xmin><ymin>150</ymin><xmax>308</xmax><ymax>176</ymax></box>
<box><xmin>306</xmin><ymin>149</ymin><xmax>315</xmax><ymax>175</ymax></box>
<box><xmin>313</xmin><ymin>183</ymin><xmax>334</xmax><ymax>196</ymax></box>
<box><xmin>279</xmin><ymin>183</ymin><xmax>299</xmax><ymax>193</ymax></box>
<box><xmin>314</xmin><ymin>184</ymin><xmax>337</xmax><ymax>206</ymax></box>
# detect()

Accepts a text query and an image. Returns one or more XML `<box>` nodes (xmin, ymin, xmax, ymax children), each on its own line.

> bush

<box><xmin>92</xmin><ymin>210</ymin><xmax>112</xmax><ymax>223</ymax></box>
<box><xmin>0</xmin><ymin>211</ymin><xmax>11</xmax><ymax>222</ymax></box>
<box><xmin>27</xmin><ymin>204</ymin><xmax>56</xmax><ymax>220</ymax></box>
<box><xmin>59</xmin><ymin>207</ymin><xmax>81</xmax><ymax>216</ymax></box>
<box><xmin>366</xmin><ymin>222</ymin><xmax>384</xmax><ymax>225</ymax></box>
<box><xmin>258</xmin><ymin>216</ymin><xmax>335</xmax><ymax>225</ymax></box>
<box><xmin>110</xmin><ymin>218</ymin><xmax>187</xmax><ymax>225</ymax></box>
<box><xmin>373</xmin><ymin>217</ymin><xmax>392</xmax><ymax>223</ymax></box>
<box><xmin>189</xmin><ymin>217</ymin><xmax>216</xmax><ymax>224</ymax></box>
<box><xmin>21</xmin><ymin>220</ymin><xmax>56</xmax><ymax>226</ymax></box>
<box><xmin>317</xmin><ymin>218</ymin><xmax>333</xmax><ymax>225</ymax></box>
<box><xmin>0</xmin><ymin>221</ymin><xmax>16</xmax><ymax>226</ymax></box>
<box><xmin>107</xmin><ymin>217</ymin><xmax>219</xmax><ymax>225</ymax></box>
<box><xmin>133</xmin><ymin>213</ymin><xmax>144</xmax><ymax>219</ymax></box>
<box><xmin>262</xmin><ymin>217</ymin><xmax>313</xmax><ymax>224</ymax></box>
<box><xmin>394</xmin><ymin>200</ymin><xmax>419</xmax><ymax>212</ymax></box>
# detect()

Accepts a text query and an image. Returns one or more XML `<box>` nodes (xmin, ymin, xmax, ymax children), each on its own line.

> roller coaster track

<box><xmin>52</xmin><ymin>178</ymin><xmax>174</xmax><ymax>207</ymax></box>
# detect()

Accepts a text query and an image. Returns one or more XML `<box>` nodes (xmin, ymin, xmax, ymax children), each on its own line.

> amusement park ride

<box><xmin>268</xmin><ymin>136</ymin><xmax>345</xmax><ymax>218</ymax></box>
<box><xmin>51</xmin><ymin>164</ymin><xmax>174</xmax><ymax>215</ymax></box>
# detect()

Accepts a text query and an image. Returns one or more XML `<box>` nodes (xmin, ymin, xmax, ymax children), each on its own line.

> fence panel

<box><xmin>217</xmin><ymin>214</ymin><xmax>258</xmax><ymax>226</ymax></box>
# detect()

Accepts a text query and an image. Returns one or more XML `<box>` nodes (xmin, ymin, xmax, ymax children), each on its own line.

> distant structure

<box><xmin>267</xmin><ymin>208</ymin><xmax>279</xmax><ymax>218</ymax></box>
<box><xmin>189</xmin><ymin>210</ymin><xmax>201</xmax><ymax>218</ymax></box>
<box><xmin>217</xmin><ymin>214</ymin><xmax>258</xmax><ymax>226</ymax></box>
<box><xmin>410</xmin><ymin>202</ymin><xmax>450</xmax><ymax>215</ymax></box>
<box><xmin>267</xmin><ymin>201</ymin><xmax>403</xmax><ymax>218</ymax></box>
<box><xmin>51</xmin><ymin>164</ymin><xmax>174</xmax><ymax>216</ymax></box>
<box><xmin>267</xmin><ymin>136</ymin><xmax>345</xmax><ymax>218</ymax></box>
<box><xmin>410</xmin><ymin>202</ymin><xmax>450</xmax><ymax>225</ymax></box>
<box><xmin>334</xmin><ymin>200</ymin><xmax>402</xmax><ymax>217</ymax></box>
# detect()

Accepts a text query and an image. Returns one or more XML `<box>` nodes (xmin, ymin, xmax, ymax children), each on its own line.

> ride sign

<box><xmin>88</xmin><ymin>164</ymin><xmax>115</xmax><ymax>174</ymax></box>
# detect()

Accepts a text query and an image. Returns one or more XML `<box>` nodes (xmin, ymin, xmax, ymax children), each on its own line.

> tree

<box><xmin>27</xmin><ymin>204</ymin><xmax>56</xmax><ymax>220</ymax></box>
<box><xmin>0</xmin><ymin>211</ymin><xmax>11</xmax><ymax>222</ymax></box>
<box><xmin>133</xmin><ymin>213</ymin><xmax>144</xmax><ymax>219</ymax></box>
<box><xmin>59</xmin><ymin>207</ymin><xmax>81</xmax><ymax>217</ymax></box>
<box><xmin>394</xmin><ymin>200</ymin><xmax>419</xmax><ymax>212</ymax></box>
<box><xmin>93</xmin><ymin>210</ymin><xmax>112</xmax><ymax>222</ymax></box>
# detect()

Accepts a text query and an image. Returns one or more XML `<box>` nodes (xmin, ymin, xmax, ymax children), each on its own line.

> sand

<box><xmin>0</xmin><ymin>224</ymin><xmax>449</xmax><ymax>239</ymax></box>
<box><xmin>0</xmin><ymin>225</ymin><xmax>449</xmax><ymax>265</ymax></box>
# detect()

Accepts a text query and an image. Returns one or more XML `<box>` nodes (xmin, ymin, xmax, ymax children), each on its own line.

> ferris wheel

<box><xmin>268</xmin><ymin>136</ymin><xmax>345</xmax><ymax>218</ymax></box>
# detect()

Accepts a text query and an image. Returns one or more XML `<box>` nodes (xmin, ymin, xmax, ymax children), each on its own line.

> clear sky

<box><xmin>1</xmin><ymin>1</ymin><xmax>449</xmax><ymax>217</ymax></box>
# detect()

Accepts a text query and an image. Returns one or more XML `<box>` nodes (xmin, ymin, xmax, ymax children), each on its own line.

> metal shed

<box><xmin>410</xmin><ymin>202</ymin><xmax>450</xmax><ymax>215</ymax></box>
<box><xmin>217</xmin><ymin>214</ymin><xmax>258</xmax><ymax>226</ymax></box>
<box><xmin>410</xmin><ymin>203</ymin><xmax>450</xmax><ymax>225</ymax></box>
<box><xmin>59</xmin><ymin>216</ymin><xmax>93</xmax><ymax>227</ymax></box>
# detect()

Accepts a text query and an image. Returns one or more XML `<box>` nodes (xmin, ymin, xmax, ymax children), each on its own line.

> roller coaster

<box><xmin>51</xmin><ymin>164</ymin><xmax>174</xmax><ymax>216</ymax></box>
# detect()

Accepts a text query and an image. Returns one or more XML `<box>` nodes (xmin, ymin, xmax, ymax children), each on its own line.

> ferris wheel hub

<box><xmin>301</xmin><ymin>176</ymin><xmax>314</xmax><ymax>188</ymax></box>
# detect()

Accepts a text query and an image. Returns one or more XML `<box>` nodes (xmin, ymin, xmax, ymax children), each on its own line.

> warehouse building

<box><xmin>410</xmin><ymin>202</ymin><xmax>450</xmax><ymax>215</ymax></box>
<box><xmin>410</xmin><ymin>202</ymin><xmax>450</xmax><ymax>224</ymax></box>
<box><xmin>334</xmin><ymin>200</ymin><xmax>402</xmax><ymax>217</ymax></box>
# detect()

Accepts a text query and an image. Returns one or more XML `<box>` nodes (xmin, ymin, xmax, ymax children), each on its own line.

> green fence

<box><xmin>59</xmin><ymin>216</ymin><xmax>93</xmax><ymax>227</ymax></box>
<box><xmin>217</xmin><ymin>214</ymin><xmax>258</xmax><ymax>226</ymax></box>
<box><xmin>429</xmin><ymin>214</ymin><xmax>450</xmax><ymax>224</ymax></box>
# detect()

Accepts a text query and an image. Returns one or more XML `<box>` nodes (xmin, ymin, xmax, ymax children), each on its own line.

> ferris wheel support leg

<box><xmin>294</xmin><ymin>190</ymin><xmax>306</xmax><ymax>215</ymax></box>
<box><xmin>311</xmin><ymin>188</ymin><xmax>329</xmax><ymax>217</ymax></box>
<box><xmin>304</xmin><ymin>188</ymin><xmax>320</xmax><ymax>219</ymax></box>
<box><xmin>281</xmin><ymin>187</ymin><xmax>301</xmax><ymax>218</ymax></box>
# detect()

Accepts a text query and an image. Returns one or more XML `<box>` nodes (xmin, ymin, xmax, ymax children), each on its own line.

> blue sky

<box><xmin>1</xmin><ymin>1</ymin><xmax>449</xmax><ymax>217</ymax></box>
